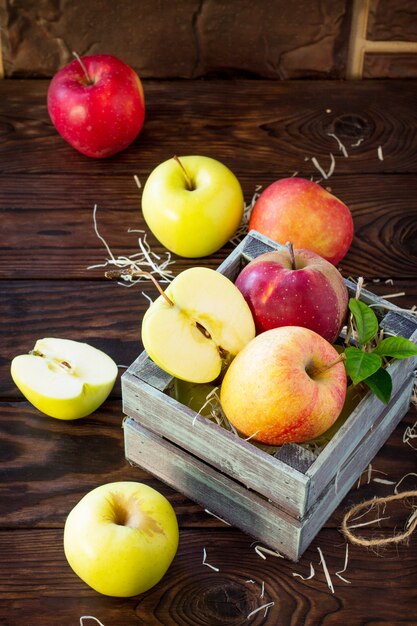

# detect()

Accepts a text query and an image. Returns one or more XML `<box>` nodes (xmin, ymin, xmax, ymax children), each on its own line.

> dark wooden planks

<box><xmin>0</xmin><ymin>527</ymin><xmax>416</xmax><ymax>626</ymax></box>
<box><xmin>0</xmin><ymin>77</ymin><xmax>416</xmax><ymax>624</ymax></box>
<box><xmin>0</xmin><ymin>280</ymin><xmax>145</xmax><ymax>397</ymax></box>
<box><xmin>0</xmin><ymin>80</ymin><xmax>416</xmax><ymax>176</ymax></box>
<box><xmin>0</xmin><ymin>173</ymin><xmax>416</xmax><ymax>280</ymax></box>
<box><xmin>0</xmin><ymin>401</ymin><xmax>205</xmax><ymax>529</ymax></box>
<box><xmin>0</xmin><ymin>399</ymin><xmax>415</xmax><ymax>530</ymax></box>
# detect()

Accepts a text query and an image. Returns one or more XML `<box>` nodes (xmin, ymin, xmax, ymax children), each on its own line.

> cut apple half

<box><xmin>11</xmin><ymin>337</ymin><xmax>118</xmax><ymax>420</ymax></box>
<box><xmin>141</xmin><ymin>267</ymin><xmax>256</xmax><ymax>383</ymax></box>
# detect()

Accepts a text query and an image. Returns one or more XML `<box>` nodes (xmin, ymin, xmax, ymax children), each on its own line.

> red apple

<box><xmin>47</xmin><ymin>54</ymin><xmax>145</xmax><ymax>158</ymax></box>
<box><xmin>234</xmin><ymin>244</ymin><xmax>348</xmax><ymax>343</ymax></box>
<box><xmin>249</xmin><ymin>177</ymin><xmax>354</xmax><ymax>265</ymax></box>
<box><xmin>220</xmin><ymin>326</ymin><xmax>347</xmax><ymax>446</ymax></box>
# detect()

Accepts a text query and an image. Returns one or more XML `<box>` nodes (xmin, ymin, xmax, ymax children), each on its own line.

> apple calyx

<box><xmin>29</xmin><ymin>349</ymin><xmax>74</xmax><ymax>373</ymax></box>
<box><xmin>308</xmin><ymin>352</ymin><xmax>346</xmax><ymax>378</ymax></box>
<box><xmin>285</xmin><ymin>241</ymin><xmax>297</xmax><ymax>270</ymax></box>
<box><xmin>110</xmin><ymin>492</ymin><xmax>164</xmax><ymax>536</ymax></box>
<box><xmin>173</xmin><ymin>155</ymin><xmax>194</xmax><ymax>191</ymax></box>
<box><xmin>72</xmin><ymin>51</ymin><xmax>94</xmax><ymax>85</ymax></box>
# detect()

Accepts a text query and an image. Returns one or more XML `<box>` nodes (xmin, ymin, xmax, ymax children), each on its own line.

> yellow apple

<box><xmin>64</xmin><ymin>482</ymin><xmax>179</xmax><ymax>597</ymax></box>
<box><xmin>220</xmin><ymin>326</ymin><xmax>347</xmax><ymax>445</ymax></box>
<box><xmin>10</xmin><ymin>338</ymin><xmax>118</xmax><ymax>420</ymax></box>
<box><xmin>141</xmin><ymin>155</ymin><xmax>244</xmax><ymax>257</ymax></box>
<box><xmin>142</xmin><ymin>267</ymin><xmax>255</xmax><ymax>383</ymax></box>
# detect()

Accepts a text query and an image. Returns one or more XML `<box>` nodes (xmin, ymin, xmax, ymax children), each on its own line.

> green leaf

<box><xmin>348</xmin><ymin>298</ymin><xmax>379</xmax><ymax>346</ymax></box>
<box><xmin>374</xmin><ymin>336</ymin><xmax>417</xmax><ymax>359</ymax></box>
<box><xmin>344</xmin><ymin>346</ymin><xmax>382</xmax><ymax>385</ymax></box>
<box><xmin>363</xmin><ymin>367</ymin><xmax>393</xmax><ymax>404</ymax></box>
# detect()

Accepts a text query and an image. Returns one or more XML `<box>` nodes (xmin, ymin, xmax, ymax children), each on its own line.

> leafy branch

<box><xmin>343</xmin><ymin>298</ymin><xmax>417</xmax><ymax>404</ymax></box>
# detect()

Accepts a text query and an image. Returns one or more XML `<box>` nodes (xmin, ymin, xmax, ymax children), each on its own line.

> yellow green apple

<box><xmin>220</xmin><ymin>326</ymin><xmax>347</xmax><ymax>445</ymax></box>
<box><xmin>249</xmin><ymin>177</ymin><xmax>354</xmax><ymax>265</ymax></box>
<box><xmin>10</xmin><ymin>337</ymin><xmax>117</xmax><ymax>420</ymax></box>
<box><xmin>64</xmin><ymin>481</ymin><xmax>179</xmax><ymax>597</ymax></box>
<box><xmin>141</xmin><ymin>267</ymin><xmax>255</xmax><ymax>383</ymax></box>
<box><xmin>141</xmin><ymin>155</ymin><xmax>244</xmax><ymax>257</ymax></box>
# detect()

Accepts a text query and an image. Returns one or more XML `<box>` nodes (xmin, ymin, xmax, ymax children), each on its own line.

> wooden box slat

<box><xmin>124</xmin><ymin>417</ymin><xmax>302</xmax><ymax>560</ymax></box>
<box><xmin>300</xmin><ymin>375</ymin><xmax>414</xmax><ymax>553</ymax></box>
<box><xmin>124</xmin><ymin>375</ymin><xmax>414</xmax><ymax>561</ymax></box>
<box><xmin>123</xmin><ymin>371</ymin><xmax>309</xmax><ymax>517</ymax></box>
<box><xmin>305</xmin><ymin>345</ymin><xmax>417</xmax><ymax>510</ymax></box>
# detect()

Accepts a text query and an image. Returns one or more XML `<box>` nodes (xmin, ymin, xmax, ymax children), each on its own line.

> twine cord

<box><xmin>342</xmin><ymin>490</ymin><xmax>417</xmax><ymax>547</ymax></box>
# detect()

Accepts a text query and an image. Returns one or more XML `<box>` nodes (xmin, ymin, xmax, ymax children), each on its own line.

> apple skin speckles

<box><xmin>220</xmin><ymin>326</ymin><xmax>347</xmax><ymax>445</ymax></box>
<box><xmin>249</xmin><ymin>177</ymin><xmax>353</xmax><ymax>265</ymax></box>
<box><xmin>235</xmin><ymin>247</ymin><xmax>348</xmax><ymax>343</ymax></box>
<box><xmin>47</xmin><ymin>54</ymin><xmax>145</xmax><ymax>158</ymax></box>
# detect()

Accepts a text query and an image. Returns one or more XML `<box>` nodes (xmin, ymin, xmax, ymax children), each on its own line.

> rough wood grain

<box><xmin>0</xmin><ymin>400</ymin><xmax>417</xmax><ymax>528</ymax></box>
<box><xmin>0</xmin><ymin>400</ymin><xmax>195</xmax><ymax>528</ymax></box>
<box><xmin>0</xmin><ymin>527</ymin><xmax>416</xmax><ymax>626</ymax></box>
<box><xmin>301</xmin><ymin>378</ymin><xmax>414</xmax><ymax>551</ymax></box>
<box><xmin>1</xmin><ymin>81</ymin><xmax>417</xmax><ymax>176</ymax></box>
<box><xmin>0</xmin><ymin>401</ymin><xmax>415</xmax><ymax>531</ymax></box>
<box><xmin>0</xmin><ymin>172</ymin><xmax>416</xmax><ymax>280</ymax></box>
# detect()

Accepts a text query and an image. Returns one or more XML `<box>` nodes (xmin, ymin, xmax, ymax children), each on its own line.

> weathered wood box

<box><xmin>122</xmin><ymin>231</ymin><xmax>417</xmax><ymax>561</ymax></box>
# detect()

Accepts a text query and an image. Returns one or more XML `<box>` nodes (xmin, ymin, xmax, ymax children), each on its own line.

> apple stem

<box><xmin>105</xmin><ymin>269</ymin><xmax>174</xmax><ymax>307</ymax></box>
<box><xmin>173</xmin><ymin>156</ymin><xmax>193</xmax><ymax>191</ymax></box>
<box><xmin>72</xmin><ymin>51</ymin><xmax>93</xmax><ymax>85</ymax></box>
<box><xmin>286</xmin><ymin>241</ymin><xmax>296</xmax><ymax>270</ymax></box>
<box><xmin>310</xmin><ymin>352</ymin><xmax>346</xmax><ymax>377</ymax></box>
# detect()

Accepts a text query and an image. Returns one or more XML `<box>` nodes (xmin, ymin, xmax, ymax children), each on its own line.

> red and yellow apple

<box><xmin>48</xmin><ymin>54</ymin><xmax>145</xmax><ymax>158</ymax></box>
<box><xmin>234</xmin><ymin>245</ymin><xmax>348</xmax><ymax>343</ymax></box>
<box><xmin>141</xmin><ymin>155</ymin><xmax>244</xmax><ymax>257</ymax></box>
<box><xmin>249</xmin><ymin>177</ymin><xmax>354</xmax><ymax>265</ymax></box>
<box><xmin>220</xmin><ymin>326</ymin><xmax>347</xmax><ymax>445</ymax></box>
<box><xmin>64</xmin><ymin>481</ymin><xmax>179</xmax><ymax>597</ymax></box>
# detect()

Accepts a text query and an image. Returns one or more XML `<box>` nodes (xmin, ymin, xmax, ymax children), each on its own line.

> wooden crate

<box><xmin>122</xmin><ymin>231</ymin><xmax>417</xmax><ymax>561</ymax></box>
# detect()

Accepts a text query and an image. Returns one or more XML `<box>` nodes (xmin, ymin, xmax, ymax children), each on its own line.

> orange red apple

<box><xmin>220</xmin><ymin>326</ymin><xmax>347</xmax><ymax>445</ymax></box>
<box><xmin>249</xmin><ymin>177</ymin><xmax>354</xmax><ymax>265</ymax></box>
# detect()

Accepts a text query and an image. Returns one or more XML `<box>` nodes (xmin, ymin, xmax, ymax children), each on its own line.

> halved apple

<box><xmin>142</xmin><ymin>267</ymin><xmax>256</xmax><ymax>383</ymax></box>
<box><xmin>11</xmin><ymin>337</ymin><xmax>118</xmax><ymax>420</ymax></box>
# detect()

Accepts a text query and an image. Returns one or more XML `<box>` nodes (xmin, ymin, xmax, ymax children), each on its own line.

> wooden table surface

<box><xmin>1</xmin><ymin>79</ymin><xmax>416</xmax><ymax>626</ymax></box>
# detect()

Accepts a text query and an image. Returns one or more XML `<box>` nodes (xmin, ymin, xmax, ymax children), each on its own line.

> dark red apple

<box><xmin>235</xmin><ymin>244</ymin><xmax>348</xmax><ymax>343</ymax></box>
<box><xmin>47</xmin><ymin>54</ymin><xmax>145</xmax><ymax>158</ymax></box>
